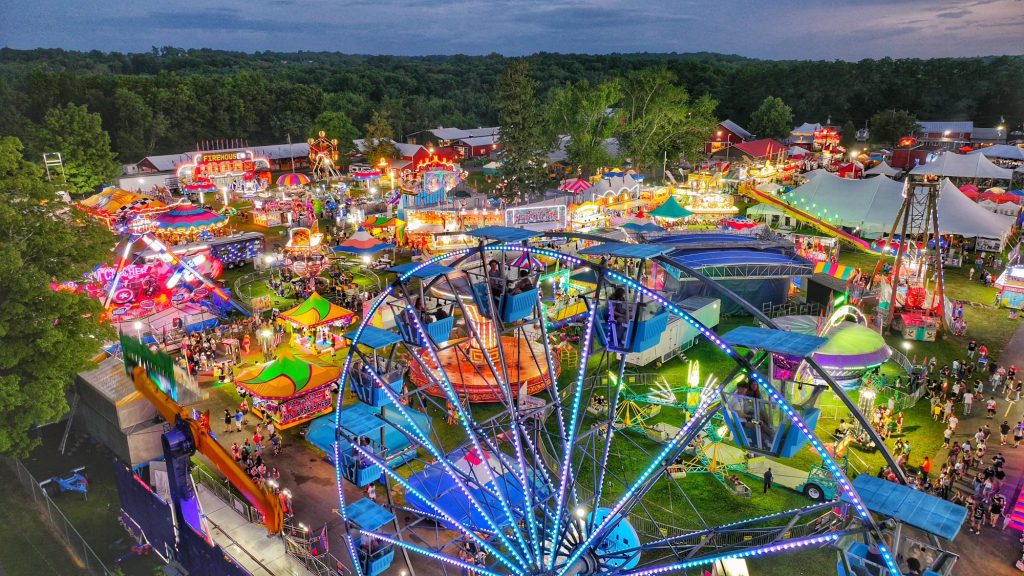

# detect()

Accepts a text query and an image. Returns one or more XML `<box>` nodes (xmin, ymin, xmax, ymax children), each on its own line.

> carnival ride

<box><xmin>308</xmin><ymin>131</ymin><xmax>343</xmax><ymax>181</ymax></box>
<box><xmin>56</xmin><ymin>232</ymin><xmax>248</xmax><ymax>323</ymax></box>
<box><xmin>120</xmin><ymin>334</ymin><xmax>285</xmax><ymax>540</ymax></box>
<box><xmin>741</xmin><ymin>184</ymin><xmax>875</xmax><ymax>252</ymax></box>
<box><xmin>332</xmin><ymin>226</ymin><xmax>963</xmax><ymax>576</ymax></box>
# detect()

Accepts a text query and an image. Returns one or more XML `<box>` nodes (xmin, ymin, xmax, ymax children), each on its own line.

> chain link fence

<box><xmin>1</xmin><ymin>457</ymin><xmax>114</xmax><ymax>576</ymax></box>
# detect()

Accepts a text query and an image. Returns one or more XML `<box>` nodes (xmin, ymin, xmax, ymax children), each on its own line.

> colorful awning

<box><xmin>235</xmin><ymin>353</ymin><xmax>341</xmax><ymax>399</ymax></box>
<box><xmin>276</xmin><ymin>173</ymin><xmax>311</xmax><ymax>187</ymax></box>
<box><xmin>814</xmin><ymin>261</ymin><xmax>858</xmax><ymax>280</ymax></box>
<box><xmin>155</xmin><ymin>204</ymin><xmax>227</xmax><ymax>231</ymax></box>
<box><xmin>78</xmin><ymin>187</ymin><xmax>171</xmax><ymax>220</ymax></box>
<box><xmin>280</xmin><ymin>292</ymin><xmax>357</xmax><ymax>328</ymax></box>
<box><xmin>332</xmin><ymin>229</ymin><xmax>394</xmax><ymax>255</ymax></box>
<box><xmin>649</xmin><ymin>196</ymin><xmax>693</xmax><ymax>220</ymax></box>
<box><xmin>559</xmin><ymin>178</ymin><xmax>591</xmax><ymax>193</ymax></box>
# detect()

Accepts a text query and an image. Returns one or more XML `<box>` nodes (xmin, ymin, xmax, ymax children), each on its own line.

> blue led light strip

<box><xmin>360</xmin><ymin>531</ymin><xmax>504</xmax><ymax>576</ymax></box>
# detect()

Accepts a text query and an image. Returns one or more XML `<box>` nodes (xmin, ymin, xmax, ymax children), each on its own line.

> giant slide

<box><xmin>744</xmin><ymin>185</ymin><xmax>877</xmax><ymax>253</ymax></box>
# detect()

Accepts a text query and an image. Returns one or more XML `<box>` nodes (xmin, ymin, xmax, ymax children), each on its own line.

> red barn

<box><xmin>706</xmin><ymin>120</ymin><xmax>752</xmax><ymax>154</ymax></box>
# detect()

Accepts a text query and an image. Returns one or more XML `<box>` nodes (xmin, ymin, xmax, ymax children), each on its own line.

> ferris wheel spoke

<box><xmin>401</xmin><ymin>308</ymin><xmax>540</xmax><ymax>568</ymax></box>
<box><xmin>546</xmin><ymin>299</ymin><xmax>600</xmax><ymax>570</ymax></box>
<box><xmin>351</xmin><ymin>442</ymin><xmax>526</xmax><ymax>575</ymax></box>
<box><xmin>352</xmin><ymin>360</ymin><xmax>533</xmax><ymax>570</ymax></box>
<box><xmin>358</xmin><ymin>531</ymin><xmax>505</xmax><ymax>576</ymax></box>
<box><xmin>589</xmin><ymin>351</ymin><xmax>629</xmax><ymax>531</ymax></box>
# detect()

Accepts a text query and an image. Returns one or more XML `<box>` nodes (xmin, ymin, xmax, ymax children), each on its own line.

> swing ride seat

<box><xmin>595</xmin><ymin>305</ymin><xmax>669</xmax><ymax>354</ymax></box>
<box><xmin>394</xmin><ymin>314</ymin><xmax>455</xmax><ymax>346</ymax></box>
<box><xmin>347</xmin><ymin>498</ymin><xmax>396</xmax><ymax>576</ymax></box>
<box><xmin>470</xmin><ymin>283</ymin><xmax>539</xmax><ymax>324</ymax></box>
<box><xmin>720</xmin><ymin>392</ymin><xmax>820</xmax><ymax>458</ymax></box>
<box><xmin>350</xmin><ymin>367</ymin><xmax>404</xmax><ymax>407</ymax></box>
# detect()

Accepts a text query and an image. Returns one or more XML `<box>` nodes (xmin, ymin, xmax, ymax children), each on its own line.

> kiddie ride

<box><xmin>118</xmin><ymin>334</ymin><xmax>284</xmax><ymax>574</ymax></box>
<box><xmin>39</xmin><ymin>467</ymin><xmax>89</xmax><ymax>500</ymax></box>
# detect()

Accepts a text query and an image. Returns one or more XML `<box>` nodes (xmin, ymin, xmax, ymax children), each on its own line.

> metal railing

<box><xmin>190</xmin><ymin>462</ymin><xmax>265</xmax><ymax>525</ymax></box>
<box><xmin>1</xmin><ymin>457</ymin><xmax>114</xmax><ymax>576</ymax></box>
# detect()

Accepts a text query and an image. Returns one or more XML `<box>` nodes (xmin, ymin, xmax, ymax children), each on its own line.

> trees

<box><xmin>870</xmin><ymin>110</ymin><xmax>920</xmax><ymax>147</ymax></box>
<box><xmin>494</xmin><ymin>59</ymin><xmax>547</xmax><ymax>200</ymax></box>
<box><xmin>617</xmin><ymin>68</ymin><xmax>719</xmax><ymax>173</ymax></box>
<box><xmin>840</xmin><ymin>120</ymin><xmax>857</xmax><ymax>150</ymax></box>
<box><xmin>36</xmin><ymin>104</ymin><xmax>120</xmax><ymax>194</ymax></box>
<box><xmin>0</xmin><ymin>137</ymin><xmax>113</xmax><ymax>457</ymax></box>
<box><xmin>309</xmin><ymin>111</ymin><xmax>359</xmax><ymax>152</ymax></box>
<box><xmin>748</xmin><ymin>96</ymin><xmax>794</xmax><ymax>140</ymax></box>
<box><xmin>362</xmin><ymin>109</ymin><xmax>399</xmax><ymax>165</ymax></box>
<box><xmin>113</xmin><ymin>88</ymin><xmax>162</xmax><ymax>162</ymax></box>
<box><xmin>545</xmin><ymin>79</ymin><xmax>622</xmax><ymax>178</ymax></box>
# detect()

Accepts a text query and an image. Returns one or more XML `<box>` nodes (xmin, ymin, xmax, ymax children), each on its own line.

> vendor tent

<box><xmin>235</xmin><ymin>353</ymin><xmax>340</xmax><ymax>399</ymax></box>
<box><xmin>799</xmin><ymin>169</ymin><xmax>830</xmax><ymax>182</ymax></box>
<box><xmin>910</xmin><ymin>152</ymin><xmax>1013</xmax><ymax>180</ymax></box>
<box><xmin>280</xmin><ymin>292</ymin><xmax>357</xmax><ymax>328</ymax></box>
<box><xmin>864</xmin><ymin>161</ymin><xmax>901</xmax><ymax>178</ymax></box>
<box><xmin>970</xmin><ymin>144</ymin><xmax>1024</xmax><ymax>162</ymax></box>
<box><xmin>649</xmin><ymin>196</ymin><xmax>693</xmax><ymax>220</ymax></box>
<box><xmin>746</xmin><ymin>203</ymin><xmax>786</xmax><ymax>221</ymax></box>
<box><xmin>785</xmin><ymin>173</ymin><xmax>1013</xmax><ymax>238</ymax></box>
<box><xmin>787</xmin><ymin>146</ymin><xmax>811</xmax><ymax>157</ymax></box>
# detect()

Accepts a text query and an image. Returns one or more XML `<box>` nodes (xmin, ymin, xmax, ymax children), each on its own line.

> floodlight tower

<box><xmin>872</xmin><ymin>175</ymin><xmax>947</xmax><ymax>333</ymax></box>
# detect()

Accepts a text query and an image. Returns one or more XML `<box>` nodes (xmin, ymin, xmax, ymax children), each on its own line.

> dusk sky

<box><xmin>1</xmin><ymin>0</ymin><xmax>1023</xmax><ymax>59</ymax></box>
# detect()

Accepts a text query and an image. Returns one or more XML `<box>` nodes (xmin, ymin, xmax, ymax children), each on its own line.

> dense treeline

<box><xmin>1</xmin><ymin>47</ymin><xmax>1021</xmax><ymax>163</ymax></box>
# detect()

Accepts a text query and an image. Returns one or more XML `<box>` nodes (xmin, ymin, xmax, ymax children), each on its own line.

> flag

<box><xmin>1009</xmin><ymin>240</ymin><xmax>1021</xmax><ymax>265</ymax></box>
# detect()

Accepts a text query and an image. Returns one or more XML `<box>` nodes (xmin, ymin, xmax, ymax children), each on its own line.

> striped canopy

<box><xmin>510</xmin><ymin>252</ymin><xmax>546</xmax><ymax>270</ymax></box>
<box><xmin>280</xmin><ymin>292</ymin><xmax>357</xmax><ymax>328</ymax></box>
<box><xmin>332</xmin><ymin>228</ymin><xmax>394</xmax><ymax>255</ymax></box>
<box><xmin>814</xmin><ymin>261</ymin><xmax>859</xmax><ymax>280</ymax></box>
<box><xmin>155</xmin><ymin>204</ymin><xmax>227</xmax><ymax>231</ymax></box>
<box><xmin>277</xmin><ymin>173</ymin><xmax>311</xmax><ymax>187</ymax></box>
<box><xmin>235</xmin><ymin>353</ymin><xmax>341</xmax><ymax>399</ymax></box>
<box><xmin>559</xmin><ymin>178</ymin><xmax>591</xmax><ymax>193</ymax></box>
<box><xmin>78</xmin><ymin>187</ymin><xmax>171</xmax><ymax>220</ymax></box>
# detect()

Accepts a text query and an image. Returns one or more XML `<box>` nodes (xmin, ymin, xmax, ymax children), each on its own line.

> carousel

<box><xmin>283</xmin><ymin>226</ymin><xmax>330</xmax><ymax>278</ymax></box>
<box><xmin>235</xmin><ymin>353</ymin><xmax>339</xmax><ymax>428</ymax></box>
<box><xmin>278</xmin><ymin>292</ymin><xmax>358</xmax><ymax>354</ymax></box>
<box><xmin>153</xmin><ymin>204</ymin><xmax>228</xmax><ymax>243</ymax></box>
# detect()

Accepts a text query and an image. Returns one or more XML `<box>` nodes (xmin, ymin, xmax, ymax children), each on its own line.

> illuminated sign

<box><xmin>505</xmin><ymin>205</ymin><xmax>567</xmax><ymax>229</ymax></box>
<box><xmin>198</xmin><ymin>151</ymin><xmax>251</xmax><ymax>163</ymax></box>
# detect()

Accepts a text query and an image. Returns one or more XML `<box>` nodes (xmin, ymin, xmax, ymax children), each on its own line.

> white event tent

<box><xmin>864</xmin><ymin>161</ymin><xmax>901</xmax><ymax>178</ymax></box>
<box><xmin>969</xmin><ymin>145</ymin><xmax>1024</xmax><ymax>162</ymax></box>
<box><xmin>910</xmin><ymin>152</ymin><xmax>1013</xmax><ymax>180</ymax></box>
<box><xmin>784</xmin><ymin>173</ymin><xmax>1013</xmax><ymax>239</ymax></box>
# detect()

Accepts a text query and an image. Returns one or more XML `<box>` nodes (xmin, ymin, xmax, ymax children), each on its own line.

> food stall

<box><xmin>570</xmin><ymin>202</ymin><xmax>610</xmax><ymax>231</ymax></box>
<box><xmin>278</xmin><ymin>292</ymin><xmax>358</xmax><ymax>354</ymax></box>
<box><xmin>235</xmin><ymin>354</ymin><xmax>339</xmax><ymax>428</ymax></box>
<box><xmin>684</xmin><ymin>191</ymin><xmax>739</xmax><ymax>220</ymax></box>
<box><xmin>786</xmin><ymin>233</ymin><xmax>839</xmax><ymax>264</ymax></box>
<box><xmin>996</xmin><ymin>266</ymin><xmax>1024</xmax><ymax>309</ymax></box>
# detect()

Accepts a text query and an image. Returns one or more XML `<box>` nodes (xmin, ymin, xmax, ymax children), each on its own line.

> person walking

<box><xmin>1014</xmin><ymin>421</ymin><xmax>1024</xmax><ymax>448</ymax></box>
<box><xmin>963</xmin><ymin>390</ymin><xmax>973</xmax><ymax>415</ymax></box>
<box><xmin>763</xmin><ymin>468</ymin><xmax>773</xmax><ymax>494</ymax></box>
<box><xmin>1000</xmin><ymin>420</ymin><xmax>1011</xmax><ymax>445</ymax></box>
<box><xmin>234</xmin><ymin>409</ymin><xmax>244</xmax><ymax>432</ymax></box>
<box><xmin>223</xmin><ymin>409</ymin><xmax>233</xmax><ymax>433</ymax></box>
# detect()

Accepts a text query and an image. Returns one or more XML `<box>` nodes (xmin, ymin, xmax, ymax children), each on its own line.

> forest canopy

<box><xmin>1</xmin><ymin>48</ymin><xmax>1020</xmax><ymax>162</ymax></box>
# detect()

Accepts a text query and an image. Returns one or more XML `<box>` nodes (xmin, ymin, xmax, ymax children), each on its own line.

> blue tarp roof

<box><xmin>621</xmin><ymin>222</ymin><xmax>664</xmax><ymax>232</ymax></box>
<box><xmin>464</xmin><ymin>226</ymin><xmax>541</xmax><ymax>243</ymax></box>
<box><xmin>338</xmin><ymin>402</ymin><xmax>385</xmax><ymax>437</ymax></box>
<box><xmin>844</xmin><ymin>475</ymin><xmax>967</xmax><ymax>541</ymax></box>
<box><xmin>722</xmin><ymin>326</ymin><xmax>827</xmax><ymax>357</ymax></box>
<box><xmin>347</xmin><ymin>497</ymin><xmax>395</xmax><ymax>531</ymax></box>
<box><xmin>669</xmin><ymin>250</ymin><xmax>810</xmax><ymax>269</ymax></box>
<box><xmin>654</xmin><ymin>233</ymin><xmax>758</xmax><ymax>245</ymax></box>
<box><xmin>387</xmin><ymin>262</ymin><xmax>455</xmax><ymax>278</ymax></box>
<box><xmin>578</xmin><ymin>242</ymin><xmax>672</xmax><ymax>259</ymax></box>
<box><xmin>347</xmin><ymin>325</ymin><xmax>403</xmax><ymax>349</ymax></box>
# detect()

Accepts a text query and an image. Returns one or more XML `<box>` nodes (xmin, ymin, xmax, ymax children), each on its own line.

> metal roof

<box><xmin>464</xmin><ymin>226</ymin><xmax>541</xmax><ymax>243</ymax></box>
<box><xmin>918</xmin><ymin>121</ymin><xmax>974</xmax><ymax>134</ymax></box>
<box><xmin>347</xmin><ymin>325</ymin><xmax>403</xmax><ymax>349</ymax></box>
<box><xmin>844</xmin><ymin>475</ymin><xmax>967</xmax><ymax>541</ymax></box>
<box><xmin>578</xmin><ymin>242</ymin><xmax>672</xmax><ymax>259</ymax></box>
<box><xmin>722</xmin><ymin>326</ymin><xmax>827</xmax><ymax>357</ymax></box>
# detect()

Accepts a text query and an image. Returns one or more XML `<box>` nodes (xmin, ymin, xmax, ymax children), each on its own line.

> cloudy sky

<box><xmin>1</xmin><ymin>0</ymin><xmax>1022</xmax><ymax>59</ymax></box>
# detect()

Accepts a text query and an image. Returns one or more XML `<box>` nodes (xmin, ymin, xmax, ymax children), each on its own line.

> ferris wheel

<box><xmin>331</xmin><ymin>226</ymin><xmax>951</xmax><ymax>576</ymax></box>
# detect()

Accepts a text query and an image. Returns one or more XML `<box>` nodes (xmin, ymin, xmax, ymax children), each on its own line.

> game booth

<box><xmin>995</xmin><ymin>265</ymin><xmax>1024</xmax><ymax>309</ymax></box>
<box><xmin>278</xmin><ymin>292</ymin><xmax>358</xmax><ymax>354</ymax></box>
<box><xmin>235</xmin><ymin>354</ymin><xmax>339</xmax><ymax>429</ymax></box>
<box><xmin>175</xmin><ymin>149</ymin><xmax>271</xmax><ymax>195</ymax></box>
<box><xmin>787</xmin><ymin>233</ymin><xmax>839</xmax><ymax>264</ymax></box>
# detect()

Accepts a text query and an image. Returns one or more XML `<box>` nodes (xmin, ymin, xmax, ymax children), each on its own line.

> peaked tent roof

<box><xmin>333</xmin><ymin>228</ymin><xmax>394</xmax><ymax>255</ymax></box>
<box><xmin>154</xmin><ymin>203</ymin><xmax>227</xmax><ymax>230</ymax></box>
<box><xmin>730</xmin><ymin>139</ymin><xmax>788</xmax><ymax>160</ymax></box>
<box><xmin>785</xmin><ymin>173</ymin><xmax>1013</xmax><ymax>238</ymax></box>
<box><xmin>970</xmin><ymin>144</ymin><xmax>1024</xmax><ymax>161</ymax></box>
<box><xmin>235</xmin><ymin>353</ymin><xmax>341</xmax><ymax>399</ymax></box>
<box><xmin>280</xmin><ymin>292</ymin><xmax>357</xmax><ymax>327</ymax></box>
<box><xmin>649</xmin><ymin>196</ymin><xmax>693</xmax><ymax>219</ymax></box>
<box><xmin>864</xmin><ymin>161</ymin><xmax>902</xmax><ymax>177</ymax></box>
<box><xmin>910</xmin><ymin>152</ymin><xmax>1013</xmax><ymax>180</ymax></box>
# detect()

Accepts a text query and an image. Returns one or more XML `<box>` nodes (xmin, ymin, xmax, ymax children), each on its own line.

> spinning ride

<box><xmin>308</xmin><ymin>131</ymin><xmax>343</xmax><ymax>181</ymax></box>
<box><xmin>334</xmin><ymin>227</ymin><xmax>951</xmax><ymax>576</ymax></box>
